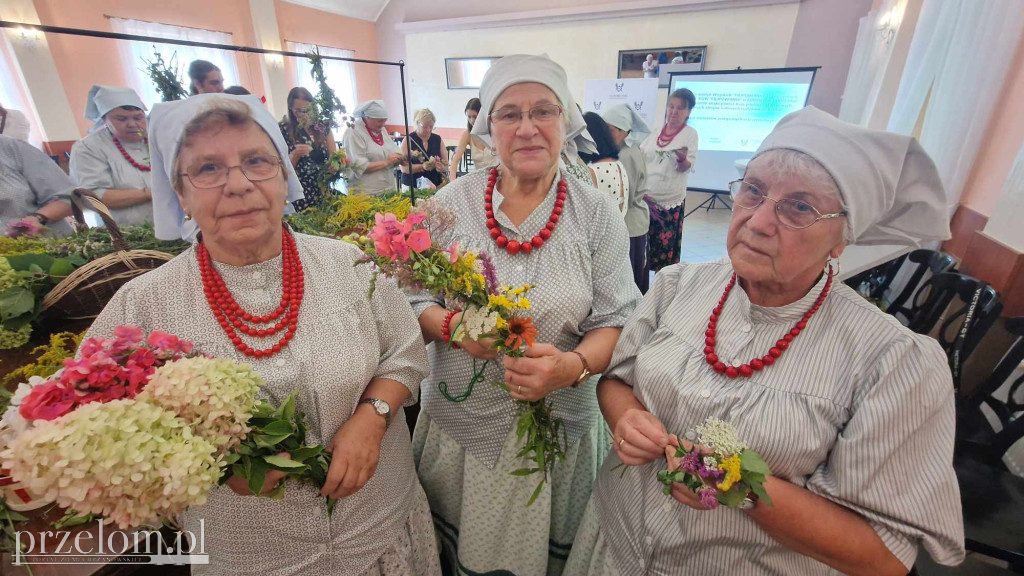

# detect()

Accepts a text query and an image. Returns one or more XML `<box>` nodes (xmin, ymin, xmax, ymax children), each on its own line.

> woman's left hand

<box><xmin>503</xmin><ymin>343</ymin><xmax>579</xmax><ymax>402</ymax></box>
<box><xmin>321</xmin><ymin>407</ymin><xmax>386</xmax><ymax>499</ymax></box>
<box><xmin>665</xmin><ymin>435</ymin><xmax>718</xmax><ymax>510</ymax></box>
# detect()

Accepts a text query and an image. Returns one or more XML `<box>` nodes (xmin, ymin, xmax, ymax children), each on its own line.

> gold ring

<box><xmin>517</xmin><ymin>385</ymin><xmax>522</xmax><ymax>395</ymax></box>
<box><xmin>618</xmin><ymin>438</ymin><xmax>625</xmax><ymax>448</ymax></box>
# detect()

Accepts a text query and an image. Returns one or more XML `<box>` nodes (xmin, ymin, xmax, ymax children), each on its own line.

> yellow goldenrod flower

<box><xmin>717</xmin><ymin>455</ymin><xmax>743</xmax><ymax>492</ymax></box>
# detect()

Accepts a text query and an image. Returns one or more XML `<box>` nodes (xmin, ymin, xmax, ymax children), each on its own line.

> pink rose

<box><xmin>19</xmin><ymin>380</ymin><xmax>77</xmax><ymax>421</ymax></box>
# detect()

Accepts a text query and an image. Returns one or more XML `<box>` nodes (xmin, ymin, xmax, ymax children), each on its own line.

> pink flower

<box><xmin>79</xmin><ymin>383</ymin><xmax>128</xmax><ymax>405</ymax></box>
<box><xmin>447</xmin><ymin>241</ymin><xmax>459</xmax><ymax>264</ymax></box>
<box><xmin>78</xmin><ymin>337</ymin><xmax>111</xmax><ymax>358</ymax></box>
<box><xmin>113</xmin><ymin>325</ymin><xmax>144</xmax><ymax>345</ymax></box>
<box><xmin>60</xmin><ymin>352</ymin><xmax>124</xmax><ymax>391</ymax></box>
<box><xmin>405</xmin><ymin>212</ymin><xmax>426</xmax><ymax>227</ymax></box>
<box><xmin>391</xmin><ymin>236</ymin><xmax>411</xmax><ymax>260</ymax></box>
<box><xmin>146</xmin><ymin>330</ymin><xmax>193</xmax><ymax>355</ymax></box>
<box><xmin>406</xmin><ymin>229</ymin><xmax>432</xmax><ymax>254</ymax></box>
<box><xmin>698</xmin><ymin>487</ymin><xmax>720</xmax><ymax>510</ymax></box>
<box><xmin>19</xmin><ymin>380</ymin><xmax>77</xmax><ymax>421</ymax></box>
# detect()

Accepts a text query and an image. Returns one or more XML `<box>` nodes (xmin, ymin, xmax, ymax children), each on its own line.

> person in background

<box><xmin>564</xmin><ymin>106</ymin><xmax>964</xmax><ymax>576</ymax></box>
<box><xmin>116</xmin><ymin>93</ymin><xmax>441</xmax><ymax>575</ymax></box>
<box><xmin>452</xmin><ymin>97</ymin><xmax>498</xmax><ymax>180</ymax></box>
<box><xmin>579</xmin><ymin>112</ymin><xmax>628</xmax><ymax>215</ymax></box>
<box><xmin>188</xmin><ymin>60</ymin><xmax>224</xmax><ymax>95</ymax></box>
<box><xmin>602</xmin><ymin>104</ymin><xmax>652</xmax><ymax>293</ymax></box>
<box><xmin>0</xmin><ymin>104</ymin><xmax>31</xmax><ymax>142</ymax></box>
<box><xmin>223</xmin><ymin>86</ymin><xmax>251</xmax><ymax>96</ymax></box>
<box><xmin>343</xmin><ymin>100</ymin><xmax>403</xmax><ymax>196</ymax></box>
<box><xmin>640</xmin><ymin>88</ymin><xmax>698</xmax><ymax>273</ymax></box>
<box><xmin>409</xmin><ymin>54</ymin><xmax>640</xmax><ymax>576</ymax></box>
<box><xmin>70</xmin><ymin>85</ymin><xmax>153</xmax><ymax>226</ymax></box>
<box><xmin>671</xmin><ymin>51</ymin><xmax>685</xmax><ymax>64</ymax></box>
<box><xmin>0</xmin><ymin>134</ymin><xmax>73</xmax><ymax>235</ymax></box>
<box><xmin>279</xmin><ymin>87</ymin><xmax>337</xmax><ymax>211</ymax></box>
<box><xmin>400</xmin><ymin>108</ymin><xmax>447</xmax><ymax>189</ymax></box>
<box><xmin>642</xmin><ymin>54</ymin><xmax>658</xmax><ymax>79</ymax></box>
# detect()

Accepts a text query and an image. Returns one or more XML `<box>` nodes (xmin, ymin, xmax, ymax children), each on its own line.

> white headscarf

<box><xmin>84</xmin><ymin>85</ymin><xmax>146</xmax><ymax>132</ymax></box>
<box><xmin>352</xmin><ymin>100</ymin><xmax>388</xmax><ymax>119</ymax></box>
<box><xmin>753</xmin><ymin>106</ymin><xmax>950</xmax><ymax>247</ymax></box>
<box><xmin>470</xmin><ymin>54</ymin><xmax>597</xmax><ymax>161</ymax></box>
<box><xmin>148</xmin><ymin>94</ymin><xmax>304</xmax><ymax>241</ymax></box>
<box><xmin>601</xmin><ymin>103</ymin><xmax>651</xmax><ymax>148</ymax></box>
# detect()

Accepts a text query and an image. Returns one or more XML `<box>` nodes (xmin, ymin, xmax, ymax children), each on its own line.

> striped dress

<box><xmin>565</xmin><ymin>259</ymin><xmax>965</xmax><ymax>575</ymax></box>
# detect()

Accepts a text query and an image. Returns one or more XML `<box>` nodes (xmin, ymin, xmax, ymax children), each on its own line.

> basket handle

<box><xmin>70</xmin><ymin>189</ymin><xmax>131</xmax><ymax>252</ymax></box>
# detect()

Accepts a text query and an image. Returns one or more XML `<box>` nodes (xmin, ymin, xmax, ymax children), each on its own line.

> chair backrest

<box><xmin>962</xmin><ymin>317</ymin><xmax>1024</xmax><ymax>460</ymax></box>
<box><xmin>889</xmin><ymin>249</ymin><xmax>957</xmax><ymax>323</ymax></box>
<box><xmin>461</xmin><ymin>146</ymin><xmax>474</xmax><ymax>176</ymax></box>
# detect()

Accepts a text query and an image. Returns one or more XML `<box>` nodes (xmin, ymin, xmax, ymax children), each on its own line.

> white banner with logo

<box><xmin>583</xmin><ymin>78</ymin><xmax>660</xmax><ymax>128</ymax></box>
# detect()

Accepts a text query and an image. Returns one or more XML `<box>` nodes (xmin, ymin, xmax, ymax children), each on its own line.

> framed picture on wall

<box><xmin>445</xmin><ymin>57</ymin><xmax>502</xmax><ymax>89</ymax></box>
<box><xmin>617</xmin><ymin>46</ymin><xmax>707</xmax><ymax>87</ymax></box>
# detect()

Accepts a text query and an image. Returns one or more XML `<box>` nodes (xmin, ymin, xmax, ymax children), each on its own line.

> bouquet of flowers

<box><xmin>317</xmin><ymin>148</ymin><xmax>355</xmax><ymax>193</ymax></box>
<box><xmin>344</xmin><ymin>203</ymin><xmax>565</xmax><ymax>505</ymax></box>
<box><xmin>657</xmin><ymin>418</ymin><xmax>773</xmax><ymax>509</ymax></box>
<box><xmin>0</xmin><ymin>326</ymin><xmax>334</xmax><ymax>530</ymax></box>
<box><xmin>143</xmin><ymin>47</ymin><xmax>188</xmax><ymax>102</ymax></box>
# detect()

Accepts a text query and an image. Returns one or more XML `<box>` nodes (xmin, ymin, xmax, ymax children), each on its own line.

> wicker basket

<box><xmin>39</xmin><ymin>190</ymin><xmax>177</xmax><ymax>321</ymax></box>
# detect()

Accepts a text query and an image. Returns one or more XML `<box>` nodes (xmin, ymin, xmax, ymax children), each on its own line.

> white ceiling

<box><xmin>280</xmin><ymin>0</ymin><xmax>391</xmax><ymax>22</ymax></box>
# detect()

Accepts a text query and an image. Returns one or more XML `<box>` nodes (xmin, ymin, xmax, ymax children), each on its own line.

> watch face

<box><xmin>374</xmin><ymin>400</ymin><xmax>389</xmax><ymax>415</ymax></box>
<box><xmin>738</xmin><ymin>498</ymin><xmax>756</xmax><ymax>510</ymax></box>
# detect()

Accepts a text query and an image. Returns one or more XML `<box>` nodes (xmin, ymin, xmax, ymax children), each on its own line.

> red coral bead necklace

<box><xmin>705</xmin><ymin>269</ymin><xmax>832</xmax><ymax>378</ymax></box>
<box><xmin>484</xmin><ymin>167</ymin><xmax>565</xmax><ymax>256</ymax></box>
<box><xmin>197</xmin><ymin>225</ymin><xmax>304</xmax><ymax>358</ymax></box>
<box><xmin>111</xmin><ymin>134</ymin><xmax>151</xmax><ymax>172</ymax></box>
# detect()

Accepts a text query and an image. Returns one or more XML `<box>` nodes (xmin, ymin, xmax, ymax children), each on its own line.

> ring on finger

<box><xmin>618</xmin><ymin>438</ymin><xmax>625</xmax><ymax>448</ymax></box>
<box><xmin>517</xmin><ymin>384</ymin><xmax>522</xmax><ymax>395</ymax></box>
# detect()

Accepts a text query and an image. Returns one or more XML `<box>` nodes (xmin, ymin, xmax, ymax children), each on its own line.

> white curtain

<box><xmin>887</xmin><ymin>0</ymin><xmax>1024</xmax><ymax>208</ymax></box>
<box><xmin>109</xmin><ymin>17</ymin><xmax>239</xmax><ymax>109</ymax></box>
<box><xmin>286</xmin><ymin>41</ymin><xmax>357</xmax><ymax>140</ymax></box>
<box><xmin>0</xmin><ymin>39</ymin><xmax>42</xmax><ymax>148</ymax></box>
<box><xmin>838</xmin><ymin>0</ymin><xmax>908</xmax><ymax>125</ymax></box>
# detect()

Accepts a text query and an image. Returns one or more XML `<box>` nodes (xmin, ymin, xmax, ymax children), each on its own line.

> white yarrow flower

<box><xmin>696</xmin><ymin>418</ymin><xmax>747</xmax><ymax>456</ymax></box>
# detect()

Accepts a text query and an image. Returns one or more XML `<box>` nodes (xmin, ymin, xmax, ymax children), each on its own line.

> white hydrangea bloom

<box><xmin>452</xmin><ymin>305</ymin><xmax>500</xmax><ymax>342</ymax></box>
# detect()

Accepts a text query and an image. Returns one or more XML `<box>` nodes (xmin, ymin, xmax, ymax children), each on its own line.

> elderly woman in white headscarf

<box><xmin>343</xmin><ymin>100</ymin><xmax>404</xmax><ymax>196</ymax></box>
<box><xmin>408</xmin><ymin>54</ymin><xmax>641</xmax><ymax>576</ymax></box>
<box><xmin>69</xmin><ymin>86</ymin><xmax>153</xmax><ymax>226</ymax></box>
<box><xmin>87</xmin><ymin>93</ymin><xmax>440</xmax><ymax>576</ymax></box>
<box><xmin>564</xmin><ymin>106</ymin><xmax>965</xmax><ymax>575</ymax></box>
<box><xmin>602</xmin><ymin>104</ymin><xmax>652</xmax><ymax>292</ymax></box>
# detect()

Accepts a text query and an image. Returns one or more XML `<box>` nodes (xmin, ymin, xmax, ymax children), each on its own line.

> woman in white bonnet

<box><xmin>565</xmin><ymin>106</ymin><xmax>965</xmax><ymax>575</ymax></box>
<box><xmin>70</xmin><ymin>85</ymin><xmax>154</xmax><ymax>226</ymax></box>
<box><xmin>343</xmin><ymin>100</ymin><xmax>404</xmax><ymax>196</ymax></box>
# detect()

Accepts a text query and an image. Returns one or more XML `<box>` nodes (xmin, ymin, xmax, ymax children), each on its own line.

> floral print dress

<box><xmin>279</xmin><ymin>121</ymin><xmax>330</xmax><ymax>212</ymax></box>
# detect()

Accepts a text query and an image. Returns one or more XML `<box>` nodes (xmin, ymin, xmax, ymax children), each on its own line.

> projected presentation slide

<box><xmin>668</xmin><ymin>68</ymin><xmax>816</xmax><ymax>192</ymax></box>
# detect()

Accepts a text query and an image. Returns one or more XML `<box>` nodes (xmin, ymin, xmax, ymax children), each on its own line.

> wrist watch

<box><xmin>738</xmin><ymin>491</ymin><xmax>759</xmax><ymax>511</ymax></box>
<box><xmin>358</xmin><ymin>398</ymin><xmax>391</xmax><ymax>428</ymax></box>
<box><xmin>569</xmin><ymin>350</ymin><xmax>591</xmax><ymax>388</ymax></box>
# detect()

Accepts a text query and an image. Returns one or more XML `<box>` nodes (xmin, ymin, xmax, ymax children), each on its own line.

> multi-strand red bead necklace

<box><xmin>704</xmin><ymin>270</ymin><xmax>833</xmax><ymax>378</ymax></box>
<box><xmin>656</xmin><ymin>122</ymin><xmax>686</xmax><ymax>148</ymax></box>
<box><xmin>197</xmin><ymin>226</ymin><xmax>304</xmax><ymax>358</ymax></box>
<box><xmin>485</xmin><ymin>167</ymin><xmax>566</xmax><ymax>256</ymax></box>
<box><xmin>364</xmin><ymin>119</ymin><xmax>385</xmax><ymax>146</ymax></box>
<box><xmin>111</xmin><ymin>135</ymin><xmax>151</xmax><ymax>172</ymax></box>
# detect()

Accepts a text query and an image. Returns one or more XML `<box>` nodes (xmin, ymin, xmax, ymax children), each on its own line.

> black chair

<box><xmin>446</xmin><ymin>145</ymin><xmax>457</xmax><ymax>167</ymax></box>
<box><xmin>889</xmin><ymin>249</ymin><xmax>957</xmax><ymax>324</ymax></box>
<box><xmin>844</xmin><ymin>253</ymin><xmax>908</xmax><ymax>300</ymax></box>
<box><xmin>902</xmin><ymin>272</ymin><xmax>1002</xmax><ymax>388</ymax></box>
<box><xmin>957</xmin><ymin>317</ymin><xmax>1024</xmax><ymax>469</ymax></box>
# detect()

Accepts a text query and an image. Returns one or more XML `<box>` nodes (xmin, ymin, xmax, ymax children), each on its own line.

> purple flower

<box><xmin>698</xmin><ymin>465</ymin><xmax>725</xmax><ymax>481</ymax></box>
<box><xmin>478</xmin><ymin>251</ymin><xmax>500</xmax><ymax>295</ymax></box>
<box><xmin>679</xmin><ymin>451</ymin><xmax>701</xmax><ymax>473</ymax></box>
<box><xmin>698</xmin><ymin>487</ymin><xmax>719</xmax><ymax>510</ymax></box>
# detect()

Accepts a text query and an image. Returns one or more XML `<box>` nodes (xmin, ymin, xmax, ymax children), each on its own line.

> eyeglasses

<box><xmin>728</xmin><ymin>179</ymin><xmax>847</xmax><ymax>230</ymax></box>
<box><xmin>180</xmin><ymin>156</ymin><xmax>282</xmax><ymax>189</ymax></box>
<box><xmin>489</xmin><ymin>104</ymin><xmax>563</xmax><ymax>126</ymax></box>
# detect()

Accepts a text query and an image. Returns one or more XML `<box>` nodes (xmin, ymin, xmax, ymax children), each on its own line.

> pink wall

<box><xmin>31</xmin><ymin>0</ymin><xmax>267</xmax><ymax>136</ymax></box>
<box><xmin>785</xmin><ymin>0</ymin><xmax>873</xmax><ymax>115</ymax></box>
<box><xmin>959</xmin><ymin>32</ymin><xmax>1024</xmax><ymax>217</ymax></box>
<box><xmin>274</xmin><ymin>1</ymin><xmax>382</xmax><ymax>105</ymax></box>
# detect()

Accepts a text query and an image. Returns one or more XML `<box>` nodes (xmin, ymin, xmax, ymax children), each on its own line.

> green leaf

<box><xmin>67</xmin><ymin>254</ymin><xmax>88</xmax><ymax>267</ymax></box>
<box><xmin>717</xmin><ymin>485</ymin><xmax>748</xmax><ymax>508</ymax></box>
<box><xmin>288</xmin><ymin>445</ymin><xmax>324</xmax><ymax>462</ymax></box>
<box><xmin>248</xmin><ymin>460</ymin><xmax>268</xmax><ymax>495</ymax></box>
<box><xmin>263</xmin><ymin>455</ymin><xmax>306</xmax><ymax>470</ymax></box>
<box><xmin>0</xmin><ymin>286</ymin><xmax>35</xmax><ymax>321</ymax></box>
<box><xmin>275</xmin><ymin>393</ymin><xmax>297</xmax><ymax>422</ymax></box>
<box><xmin>740</xmin><ymin>449</ymin><xmax>772</xmax><ymax>475</ymax></box>
<box><xmin>526</xmin><ymin>479</ymin><xmax>545</xmax><ymax>507</ymax></box>
<box><xmin>254</xmin><ymin>433</ymin><xmax>292</xmax><ymax>448</ymax></box>
<box><xmin>4</xmin><ymin>253</ymin><xmax>53</xmax><ymax>272</ymax></box>
<box><xmin>509</xmin><ymin>467</ymin><xmax>540</xmax><ymax>476</ymax></box>
<box><xmin>749</xmin><ymin>480</ymin><xmax>773</xmax><ymax>507</ymax></box>
<box><xmin>48</xmin><ymin>258</ymin><xmax>74</xmax><ymax>277</ymax></box>
<box><xmin>260</xmin><ymin>420</ymin><xmax>294</xmax><ymax>436</ymax></box>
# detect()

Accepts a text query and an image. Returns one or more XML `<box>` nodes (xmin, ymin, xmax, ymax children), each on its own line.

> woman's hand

<box><xmin>225</xmin><ymin>452</ymin><xmax>291</xmax><ymax>496</ymax></box>
<box><xmin>387</xmin><ymin>152</ymin><xmax>404</xmax><ymax>166</ymax></box>
<box><xmin>289</xmin><ymin>144</ymin><xmax>312</xmax><ymax>165</ymax></box>
<box><xmin>503</xmin><ymin>344</ymin><xmax>580</xmax><ymax>402</ymax></box>
<box><xmin>321</xmin><ymin>406</ymin><xmax>386</xmax><ymax>499</ymax></box>
<box><xmin>612</xmin><ymin>408</ymin><xmax>669</xmax><ymax>466</ymax></box>
<box><xmin>447</xmin><ymin>311</ymin><xmax>498</xmax><ymax>360</ymax></box>
<box><xmin>674</xmin><ymin>147</ymin><xmax>691</xmax><ymax>172</ymax></box>
<box><xmin>662</xmin><ymin>435</ymin><xmax>719</xmax><ymax>509</ymax></box>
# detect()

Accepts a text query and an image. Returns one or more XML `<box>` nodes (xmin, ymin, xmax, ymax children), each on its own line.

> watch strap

<box><xmin>570</xmin><ymin>350</ymin><xmax>591</xmax><ymax>388</ymax></box>
<box><xmin>358</xmin><ymin>398</ymin><xmax>391</xmax><ymax>427</ymax></box>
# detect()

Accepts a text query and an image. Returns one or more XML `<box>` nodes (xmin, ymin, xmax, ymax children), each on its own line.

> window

<box><xmin>0</xmin><ymin>39</ymin><xmax>42</xmax><ymax>147</ymax></box>
<box><xmin>109</xmin><ymin>17</ymin><xmax>239</xmax><ymax>109</ymax></box>
<box><xmin>286</xmin><ymin>41</ymin><xmax>357</xmax><ymax>140</ymax></box>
